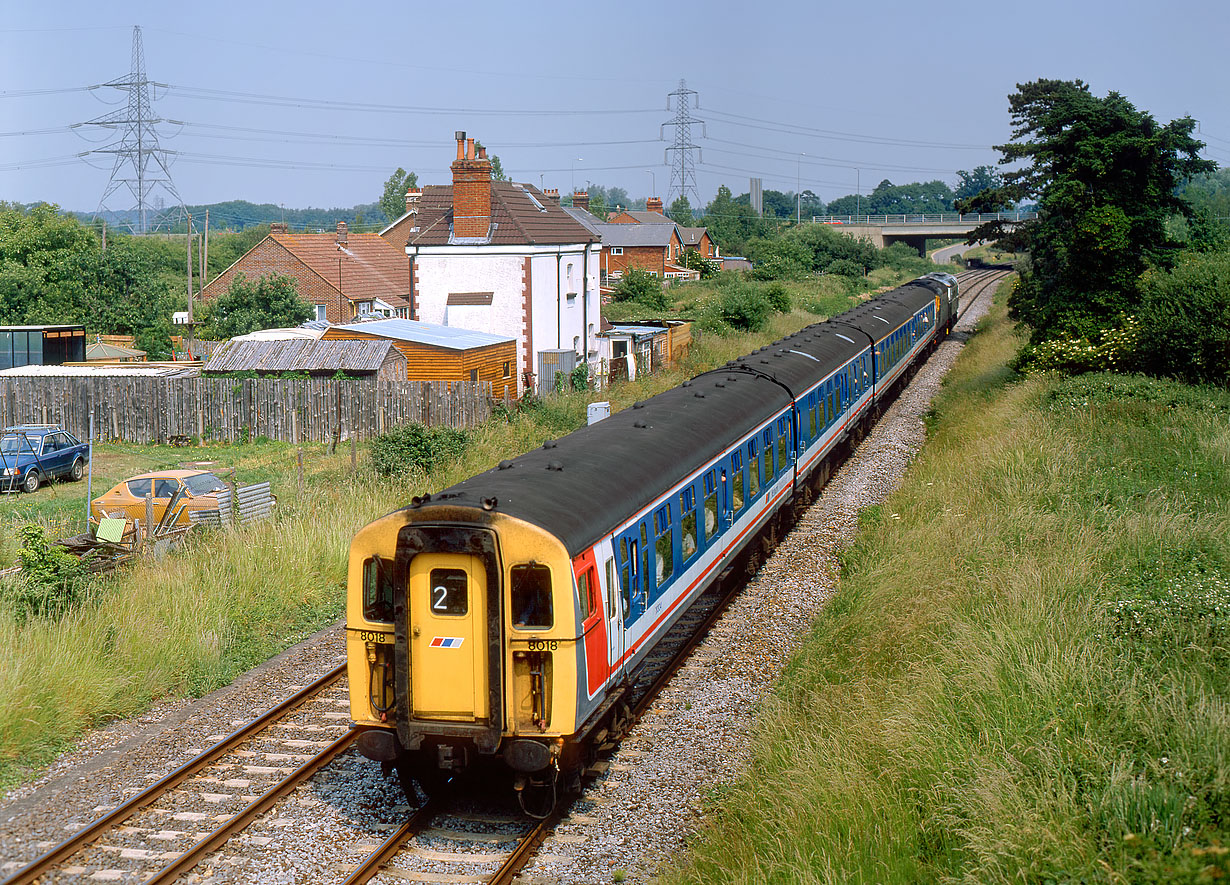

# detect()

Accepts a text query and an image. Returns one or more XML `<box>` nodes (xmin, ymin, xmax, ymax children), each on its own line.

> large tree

<box><xmin>205</xmin><ymin>273</ymin><xmax>313</xmax><ymax>339</ymax></box>
<box><xmin>379</xmin><ymin>168</ymin><xmax>419</xmax><ymax>222</ymax></box>
<box><xmin>961</xmin><ymin>79</ymin><xmax>1213</xmax><ymax>341</ymax></box>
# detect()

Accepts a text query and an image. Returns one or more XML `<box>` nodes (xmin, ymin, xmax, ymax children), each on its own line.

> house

<box><xmin>602</xmin><ymin>195</ymin><xmax>718</xmax><ymax>268</ymax></box>
<box><xmin>606</xmin><ymin>197</ymin><xmax>670</xmax><ymax>225</ymax></box>
<box><xmin>321</xmin><ymin>318</ymin><xmax>518</xmax><ymax>395</ymax></box>
<box><xmin>590</xmin><ymin>222</ymin><xmax>694</xmax><ymax>285</ymax></box>
<box><xmin>203</xmin><ymin>338</ymin><xmax>408</xmax><ymax>382</ymax></box>
<box><xmin>380</xmin><ymin>133</ymin><xmax>600</xmax><ymax>395</ymax></box>
<box><xmin>200</xmin><ymin>223</ymin><xmax>411</xmax><ymax>325</ymax></box>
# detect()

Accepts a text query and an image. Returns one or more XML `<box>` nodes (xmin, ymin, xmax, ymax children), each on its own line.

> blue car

<box><xmin>0</xmin><ymin>425</ymin><xmax>90</xmax><ymax>493</ymax></box>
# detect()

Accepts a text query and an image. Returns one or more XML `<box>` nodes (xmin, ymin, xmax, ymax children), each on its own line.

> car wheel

<box><xmin>69</xmin><ymin>458</ymin><xmax>85</xmax><ymax>482</ymax></box>
<box><xmin>22</xmin><ymin>470</ymin><xmax>40</xmax><ymax>494</ymax></box>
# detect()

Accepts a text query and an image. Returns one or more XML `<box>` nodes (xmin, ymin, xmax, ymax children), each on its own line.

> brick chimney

<box><xmin>543</xmin><ymin>188</ymin><xmax>560</xmax><ymax>204</ymax></box>
<box><xmin>450</xmin><ymin>130</ymin><xmax>493</xmax><ymax>239</ymax></box>
<box><xmin>573</xmin><ymin>191</ymin><xmax>590</xmax><ymax>212</ymax></box>
<box><xmin>336</xmin><ymin>221</ymin><xmax>348</xmax><ymax>246</ymax></box>
<box><xmin>646</xmin><ymin>196</ymin><xmax>664</xmax><ymax>215</ymax></box>
<box><xmin>270</xmin><ymin>222</ymin><xmax>287</xmax><ymax>234</ymax></box>
<box><xmin>405</xmin><ymin>187</ymin><xmax>422</xmax><ymax>213</ymax></box>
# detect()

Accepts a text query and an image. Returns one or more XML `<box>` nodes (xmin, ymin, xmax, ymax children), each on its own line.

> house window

<box><xmin>503</xmin><ymin>361</ymin><xmax>511</xmax><ymax>379</ymax></box>
<box><xmin>611</xmin><ymin>247</ymin><xmax>623</xmax><ymax>256</ymax></box>
<box><xmin>470</xmin><ymin>369</ymin><xmax>478</xmax><ymax>383</ymax></box>
<box><xmin>315</xmin><ymin>304</ymin><xmax>327</xmax><ymax>321</ymax></box>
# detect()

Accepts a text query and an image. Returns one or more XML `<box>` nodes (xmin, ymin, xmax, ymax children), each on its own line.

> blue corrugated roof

<box><xmin>334</xmin><ymin>319</ymin><xmax>515</xmax><ymax>350</ymax></box>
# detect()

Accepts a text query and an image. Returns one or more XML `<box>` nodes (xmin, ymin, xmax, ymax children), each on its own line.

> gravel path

<box><xmin>0</xmin><ymin>281</ymin><xmax>995</xmax><ymax>884</ymax></box>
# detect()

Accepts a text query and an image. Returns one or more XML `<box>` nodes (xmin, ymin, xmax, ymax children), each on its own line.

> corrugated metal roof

<box><xmin>203</xmin><ymin>338</ymin><xmax>403</xmax><ymax>374</ymax></box>
<box><xmin>331</xmin><ymin>319</ymin><xmax>515</xmax><ymax>350</ymax></box>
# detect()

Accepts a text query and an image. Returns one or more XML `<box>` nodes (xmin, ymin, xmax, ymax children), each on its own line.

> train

<box><xmin>345</xmin><ymin>272</ymin><xmax>959</xmax><ymax>808</ymax></box>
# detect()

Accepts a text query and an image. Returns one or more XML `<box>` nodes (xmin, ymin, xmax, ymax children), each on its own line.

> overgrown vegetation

<box><xmin>368</xmin><ymin>424</ymin><xmax>472</xmax><ymax>477</ymax></box>
<box><xmin>663</xmin><ymin>291</ymin><xmax>1230</xmax><ymax>884</ymax></box>
<box><xmin>0</xmin><ymin>526</ymin><xmax>89</xmax><ymax>624</ymax></box>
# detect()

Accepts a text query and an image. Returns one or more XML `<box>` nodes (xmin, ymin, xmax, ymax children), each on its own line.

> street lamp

<box><xmin>572</xmin><ymin>158</ymin><xmax>583</xmax><ymax>193</ymax></box>
<box><xmin>856</xmin><ymin>168</ymin><xmax>861</xmax><ymax>219</ymax></box>
<box><xmin>796</xmin><ymin>153</ymin><xmax>806</xmax><ymax>223</ymax></box>
<box><xmin>646</xmin><ymin>169</ymin><xmax>656</xmax><ymax>198</ymax></box>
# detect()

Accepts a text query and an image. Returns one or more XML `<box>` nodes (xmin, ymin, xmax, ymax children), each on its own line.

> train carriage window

<box><xmin>777</xmin><ymin>417</ymin><xmax>789</xmax><ymax>469</ymax></box>
<box><xmin>511</xmin><ymin>563</ymin><xmax>553</xmax><ymax>629</ymax></box>
<box><xmin>577</xmin><ymin>567</ymin><xmax>597</xmax><ymax>621</ymax></box>
<box><xmin>654</xmin><ymin>505</ymin><xmax>673</xmax><ymax>586</ymax></box>
<box><xmin>762</xmin><ymin>428</ymin><xmax>774</xmax><ymax>484</ymax></box>
<box><xmin>429</xmin><ymin>568</ymin><xmax>468</xmax><ymax>616</ymax></box>
<box><xmin>747</xmin><ymin>440</ymin><xmax>759</xmax><ymax>498</ymax></box>
<box><xmin>808</xmin><ymin>393</ymin><xmax>817</xmax><ymax>438</ymax></box>
<box><xmin>731</xmin><ymin>452</ymin><xmax>745</xmax><ymax>511</ymax></box>
<box><xmin>362</xmin><ymin>556</ymin><xmax>396</xmax><ymax>623</ymax></box>
<box><xmin>703</xmin><ymin>472</ymin><xmax>718</xmax><ymax>540</ymax></box>
<box><xmin>605</xmin><ymin>558</ymin><xmax>616</xmax><ymax>619</ymax></box>
<box><xmin>680</xmin><ymin>488</ymin><xmax>697</xmax><ymax>562</ymax></box>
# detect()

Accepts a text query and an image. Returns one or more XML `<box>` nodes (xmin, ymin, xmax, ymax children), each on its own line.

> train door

<box><xmin>603</xmin><ymin>554</ymin><xmax>624</xmax><ymax>679</ymax></box>
<box><xmin>407</xmin><ymin>553</ymin><xmax>488</xmax><ymax>721</ymax></box>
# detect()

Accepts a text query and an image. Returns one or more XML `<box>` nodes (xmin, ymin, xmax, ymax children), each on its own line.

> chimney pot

<box><xmin>544</xmin><ymin>188</ymin><xmax>560</xmax><ymax>204</ymax></box>
<box><xmin>455</xmin><ymin>131</ymin><xmax>466</xmax><ymax>160</ymax></box>
<box><xmin>477</xmin><ymin>145</ymin><xmax>487</xmax><ymax>160</ymax></box>
<box><xmin>466</xmin><ymin>138</ymin><xmax>475</xmax><ymax>160</ymax></box>
<box><xmin>336</xmin><ymin>221</ymin><xmax>348</xmax><ymax>245</ymax></box>
<box><xmin>573</xmin><ymin>190</ymin><xmax>590</xmax><ymax>212</ymax></box>
<box><xmin>270</xmin><ymin>222</ymin><xmax>287</xmax><ymax>234</ymax></box>
<box><xmin>405</xmin><ymin>188</ymin><xmax>422</xmax><ymax>213</ymax></box>
<box><xmin>646</xmin><ymin>196</ymin><xmax>664</xmax><ymax>214</ymax></box>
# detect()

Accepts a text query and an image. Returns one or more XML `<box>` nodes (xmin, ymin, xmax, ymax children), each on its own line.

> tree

<box><xmin>954</xmin><ymin>165</ymin><xmax>1003</xmax><ymax>203</ymax></box>
<box><xmin>669</xmin><ymin>195</ymin><xmax>693</xmax><ymax>224</ymax></box>
<box><xmin>961</xmin><ymin>80</ymin><xmax>1213</xmax><ymax>341</ymax></box>
<box><xmin>205</xmin><ymin>272</ymin><xmax>314</xmax><ymax>339</ymax></box>
<box><xmin>474</xmin><ymin>142</ymin><xmax>509</xmax><ymax>181</ymax></box>
<box><xmin>1135</xmin><ymin>249</ymin><xmax>1230</xmax><ymax>385</ymax></box>
<box><xmin>379</xmin><ymin>168</ymin><xmax>418</xmax><ymax>222</ymax></box>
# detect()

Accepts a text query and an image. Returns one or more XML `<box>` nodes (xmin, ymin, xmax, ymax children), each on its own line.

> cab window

<box><xmin>577</xmin><ymin>567</ymin><xmax>597</xmax><ymax>621</ymax></box>
<box><xmin>362</xmin><ymin>556</ymin><xmax>395</xmax><ymax>623</ymax></box>
<box><xmin>511</xmin><ymin>563</ymin><xmax>553</xmax><ymax>629</ymax></box>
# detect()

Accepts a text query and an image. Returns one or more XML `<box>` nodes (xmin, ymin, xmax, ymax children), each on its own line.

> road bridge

<box><xmin>812</xmin><ymin>212</ymin><xmax>1035</xmax><ymax>255</ymax></box>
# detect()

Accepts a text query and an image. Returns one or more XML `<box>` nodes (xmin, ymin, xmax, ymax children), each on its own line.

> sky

<box><xmin>2</xmin><ymin>0</ymin><xmax>1227</xmax><ymax>224</ymax></box>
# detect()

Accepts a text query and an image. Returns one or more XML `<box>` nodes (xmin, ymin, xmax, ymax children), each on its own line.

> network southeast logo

<box><xmin>429</xmin><ymin>637</ymin><xmax>464</xmax><ymax>648</ymax></box>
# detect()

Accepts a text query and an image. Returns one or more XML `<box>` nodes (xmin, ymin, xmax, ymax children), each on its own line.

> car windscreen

<box><xmin>0</xmin><ymin>435</ymin><xmax>36</xmax><ymax>455</ymax></box>
<box><xmin>183</xmin><ymin>473</ymin><xmax>227</xmax><ymax>495</ymax></box>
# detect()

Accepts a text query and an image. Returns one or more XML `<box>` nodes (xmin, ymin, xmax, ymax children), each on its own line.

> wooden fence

<box><xmin>0</xmin><ymin>376</ymin><xmax>499</xmax><ymax>444</ymax></box>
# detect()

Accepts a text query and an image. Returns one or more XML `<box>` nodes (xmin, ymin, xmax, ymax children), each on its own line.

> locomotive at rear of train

<box><xmin>345</xmin><ymin>272</ymin><xmax>959</xmax><ymax>802</ymax></box>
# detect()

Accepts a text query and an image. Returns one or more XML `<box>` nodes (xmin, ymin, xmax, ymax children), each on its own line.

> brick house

<box><xmin>200</xmin><ymin>223</ymin><xmax>410</xmax><ymax>325</ymax></box>
<box><xmin>604</xmin><ymin>195</ymin><xmax>719</xmax><ymax>264</ymax></box>
<box><xmin>380</xmin><ymin>133</ymin><xmax>600</xmax><ymax>395</ymax></box>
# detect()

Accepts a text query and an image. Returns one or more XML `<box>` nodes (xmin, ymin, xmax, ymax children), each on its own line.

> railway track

<box><xmin>1</xmin><ymin>663</ymin><xmax>352</xmax><ymax>885</ymax></box>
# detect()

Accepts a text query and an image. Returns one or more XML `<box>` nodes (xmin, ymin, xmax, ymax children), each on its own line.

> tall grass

<box><xmin>662</xmin><ymin>294</ymin><xmax>1230</xmax><ymax>882</ymax></box>
<box><xmin>0</xmin><ymin>295</ymin><xmax>873</xmax><ymax>790</ymax></box>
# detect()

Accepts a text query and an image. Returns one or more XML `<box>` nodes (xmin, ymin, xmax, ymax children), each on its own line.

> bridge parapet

<box><xmin>814</xmin><ymin>211</ymin><xmax>1034</xmax><ymax>255</ymax></box>
<box><xmin>811</xmin><ymin>211</ymin><xmax>1035</xmax><ymax>225</ymax></box>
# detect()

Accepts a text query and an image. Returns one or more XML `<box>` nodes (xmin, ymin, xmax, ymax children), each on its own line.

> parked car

<box><xmin>89</xmin><ymin>469</ymin><xmax>231</xmax><ymax>526</ymax></box>
<box><xmin>0</xmin><ymin>425</ymin><xmax>90</xmax><ymax>493</ymax></box>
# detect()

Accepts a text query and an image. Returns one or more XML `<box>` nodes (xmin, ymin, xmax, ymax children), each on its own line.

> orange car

<box><xmin>89</xmin><ymin>469</ymin><xmax>230</xmax><ymax>527</ymax></box>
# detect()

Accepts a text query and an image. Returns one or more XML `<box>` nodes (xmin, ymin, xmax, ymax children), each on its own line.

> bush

<box><xmin>1012</xmin><ymin>316</ymin><xmax>1142</xmax><ymax>376</ymax></box>
<box><xmin>825</xmin><ymin>258</ymin><xmax>864</xmax><ymax>278</ymax></box>
<box><xmin>613</xmin><ymin>268</ymin><xmax>669</xmax><ymax>310</ymax></box>
<box><xmin>0</xmin><ymin>525</ymin><xmax>90</xmax><ymax>622</ymax></box>
<box><xmin>702</xmin><ymin>279</ymin><xmax>772</xmax><ymax>332</ymax></box>
<box><xmin>369</xmin><ymin>424</ymin><xmax>471</xmax><ymax>477</ymax></box>
<box><xmin>762</xmin><ymin>282</ymin><xmax>790</xmax><ymax>313</ymax></box>
<box><xmin>1136</xmin><ymin>250</ymin><xmax>1230</xmax><ymax>385</ymax></box>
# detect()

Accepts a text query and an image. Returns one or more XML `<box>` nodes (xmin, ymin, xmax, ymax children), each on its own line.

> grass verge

<box><xmin>661</xmin><ymin>293</ymin><xmax>1230</xmax><ymax>883</ymax></box>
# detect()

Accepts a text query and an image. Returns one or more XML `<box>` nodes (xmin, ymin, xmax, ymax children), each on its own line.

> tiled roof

<box><xmin>385</xmin><ymin>182</ymin><xmax>598</xmax><ymax>248</ymax></box>
<box><xmin>612</xmin><ymin>210</ymin><xmax>675</xmax><ymax>224</ymax></box>
<box><xmin>679</xmin><ymin>226</ymin><xmax>708</xmax><ymax>246</ymax></box>
<box><xmin>595</xmin><ymin>222</ymin><xmax>678</xmax><ymax>247</ymax></box>
<box><xmin>331</xmin><ymin>318</ymin><xmax>515</xmax><ymax>350</ymax></box>
<box><xmin>270</xmin><ymin>231</ymin><xmax>409</xmax><ymax>303</ymax></box>
<box><xmin>204</xmin><ymin>338</ymin><xmax>402</xmax><ymax>374</ymax></box>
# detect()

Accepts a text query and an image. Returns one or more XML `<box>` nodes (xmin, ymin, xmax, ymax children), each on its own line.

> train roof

<box><xmin>411</xmin><ymin>277</ymin><xmax>943</xmax><ymax>556</ymax></box>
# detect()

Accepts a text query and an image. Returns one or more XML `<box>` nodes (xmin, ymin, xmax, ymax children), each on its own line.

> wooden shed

<box><xmin>322</xmin><ymin>319</ymin><xmax>518</xmax><ymax>392</ymax></box>
<box><xmin>203</xmin><ymin>338</ymin><xmax>408</xmax><ymax>382</ymax></box>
